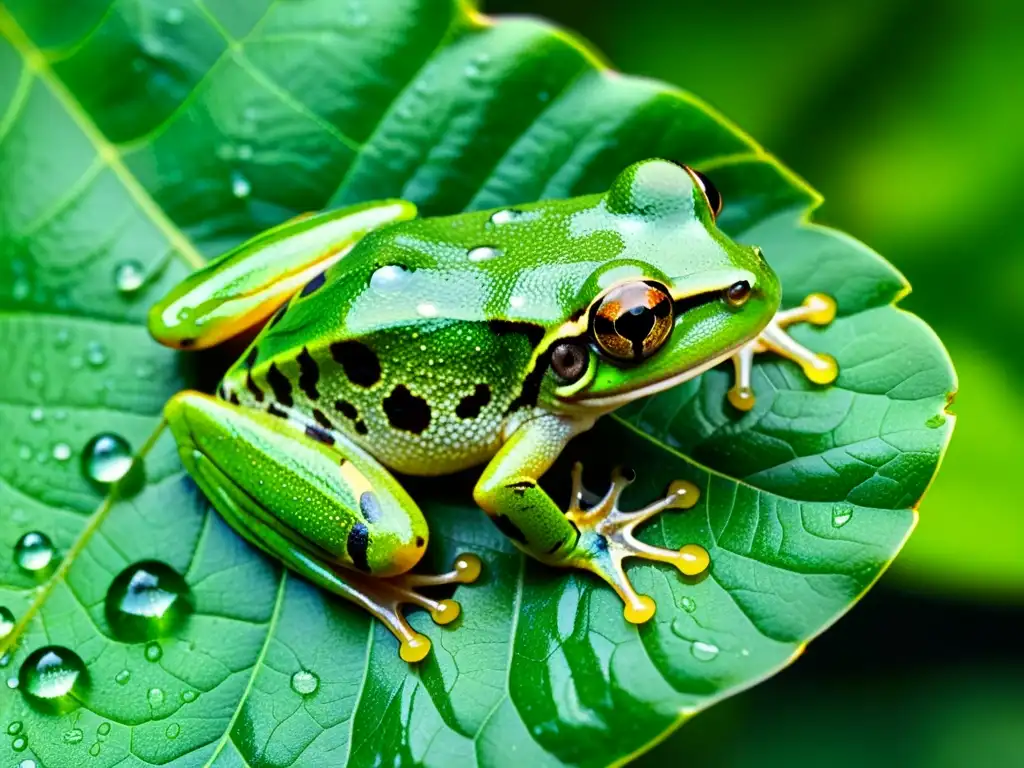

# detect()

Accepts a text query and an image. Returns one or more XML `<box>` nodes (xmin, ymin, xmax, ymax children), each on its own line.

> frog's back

<box><xmin>219</xmin><ymin>198</ymin><xmax>610</xmax><ymax>475</ymax></box>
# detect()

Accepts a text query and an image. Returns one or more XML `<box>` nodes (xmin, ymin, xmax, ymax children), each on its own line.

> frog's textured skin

<box><xmin>151</xmin><ymin>160</ymin><xmax>837</xmax><ymax>662</ymax></box>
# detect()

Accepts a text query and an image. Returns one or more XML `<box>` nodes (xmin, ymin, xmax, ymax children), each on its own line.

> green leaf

<box><xmin>0</xmin><ymin>2</ymin><xmax>954</xmax><ymax>766</ymax></box>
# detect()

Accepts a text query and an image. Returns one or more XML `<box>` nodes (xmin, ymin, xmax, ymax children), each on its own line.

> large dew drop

<box><xmin>14</xmin><ymin>532</ymin><xmax>56</xmax><ymax>573</ymax></box>
<box><xmin>105</xmin><ymin>561</ymin><xmax>193</xmax><ymax>642</ymax></box>
<box><xmin>82</xmin><ymin>433</ymin><xmax>134</xmax><ymax>489</ymax></box>
<box><xmin>18</xmin><ymin>646</ymin><xmax>88</xmax><ymax>714</ymax></box>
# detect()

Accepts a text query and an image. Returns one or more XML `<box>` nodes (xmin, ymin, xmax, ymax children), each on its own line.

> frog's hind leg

<box><xmin>149</xmin><ymin>200</ymin><xmax>417</xmax><ymax>350</ymax></box>
<box><xmin>167</xmin><ymin>391</ymin><xmax>479</xmax><ymax>662</ymax></box>
<box><xmin>206</xmin><ymin>486</ymin><xmax>479</xmax><ymax>663</ymax></box>
<box><xmin>728</xmin><ymin>292</ymin><xmax>839</xmax><ymax>411</ymax></box>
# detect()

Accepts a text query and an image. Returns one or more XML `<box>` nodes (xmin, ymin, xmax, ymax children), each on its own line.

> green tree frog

<box><xmin>150</xmin><ymin>160</ymin><xmax>837</xmax><ymax>662</ymax></box>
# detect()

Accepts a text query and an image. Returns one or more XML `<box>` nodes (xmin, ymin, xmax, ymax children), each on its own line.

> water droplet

<box><xmin>926</xmin><ymin>414</ymin><xmax>946</xmax><ymax>429</ymax></box>
<box><xmin>467</xmin><ymin>246</ymin><xmax>502</xmax><ymax>263</ymax></box>
<box><xmin>63</xmin><ymin>728</ymin><xmax>84</xmax><ymax>745</ymax></box>
<box><xmin>27</xmin><ymin>369</ymin><xmax>43</xmax><ymax>387</ymax></box>
<box><xmin>18</xmin><ymin>445</ymin><xmax>31</xmax><ymax>461</ymax></box>
<box><xmin>28</xmin><ymin>407</ymin><xmax>44</xmax><ymax>423</ymax></box>
<box><xmin>52</xmin><ymin>443</ymin><xmax>71</xmax><ymax>462</ymax></box>
<box><xmin>0</xmin><ymin>606</ymin><xmax>14</xmax><ymax>638</ymax></box>
<box><xmin>97</xmin><ymin>722</ymin><xmax>110</xmax><ymax>737</ymax></box>
<box><xmin>88</xmin><ymin>742</ymin><xmax>101</xmax><ymax>757</ymax></box>
<box><xmin>86</xmin><ymin>341</ymin><xmax>108</xmax><ymax>368</ymax></box>
<box><xmin>144</xmin><ymin>642</ymin><xmax>163</xmax><ymax>662</ymax></box>
<box><xmin>181</xmin><ymin>690</ymin><xmax>197</xmax><ymax>703</ymax></box>
<box><xmin>369</xmin><ymin>264</ymin><xmax>408</xmax><ymax>293</ymax></box>
<box><xmin>14</xmin><ymin>531</ymin><xmax>56</xmax><ymax>573</ymax></box>
<box><xmin>20</xmin><ymin>759</ymin><xmax>36</xmax><ymax>768</ymax></box>
<box><xmin>114</xmin><ymin>261</ymin><xmax>146</xmax><ymax>295</ymax></box>
<box><xmin>538</xmin><ymin>90</ymin><xmax>550</xmax><ymax>102</ymax></box>
<box><xmin>114</xmin><ymin>669</ymin><xmax>131</xmax><ymax>685</ymax></box>
<box><xmin>165</xmin><ymin>722</ymin><xmax>181</xmax><ymax>739</ymax></box>
<box><xmin>691</xmin><ymin>640</ymin><xmax>720</xmax><ymax>662</ymax></box>
<box><xmin>82</xmin><ymin>433</ymin><xmax>133</xmax><ymax>489</ymax></box>
<box><xmin>832</xmin><ymin>505</ymin><xmax>853</xmax><ymax>528</ymax></box>
<box><xmin>290</xmin><ymin>669</ymin><xmax>319</xmax><ymax>697</ymax></box>
<box><xmin>6</xmin><ymin>677</ymin><xmax>18</xmax><ymax>689</ymax></box>
<box><xmin>147</xmin><ymin>687</ymin><xmax>165</xmax><ymax>708</ymax></box>
<box><xmin>165</xmin><ymin>7</ymin><xmax>183</xmax><ymax>24</ymax></box>
<box><xmin>488</xmin><ymin>209</ymin><xmax>530</xmax><ymax>226</ymax></box>
<box><xmin>54</xmin><ymin>328</ymin><xmax>70</xmax><ymax>348</ymax></box>
<box><xmin>7</xmin><ymin>721</ymin><xmax>22</xmax><ymax>735</ymax></box>
<box><xmin>18</xmin><ymin>645</ymin><xmax>87</xmax><ymax>713</ymax></box>
<box><xmin>231</xmin><ymin>171</ymin><xmax>251</xmax><ymax>198</ymax></box>
<box><xmin>236</xmin><ymin>143</ymin><xmax>254</xmax><ymax>161</ymax></box>
<box><xmin>416</xmin><ymin>302</ymin><xmax>438</xmax><ymax>318</ymax></box>
<box><xmin>680</xmin><ymin>596</ymin><xmax>696</xmax><ymax>613</ymax></box>
<box><xmin>11</xmin><ymin>735</ymin><xmax>27</xmax><ymax>751</ymax></box>
<box><xmin>105</xmin><ymin>561</ymin><xmax>192</xmax><ymax>642</ymax></box>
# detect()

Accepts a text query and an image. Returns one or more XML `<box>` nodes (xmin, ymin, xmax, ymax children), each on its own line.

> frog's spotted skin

<box><xmin>221</xmin><ymin>320</ymin><xmax>542</xmax><ymax>476</ymax></box>
<box><xmin>152</xmin><ymin>159</ymin><xmax>839</xmax><ymax>661</ymax></box>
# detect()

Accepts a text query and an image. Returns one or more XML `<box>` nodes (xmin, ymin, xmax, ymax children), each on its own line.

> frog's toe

<box><xmin>727</xmin><ymin>292</ymin><xmax>839</xmax><ymax>411</ymax></box>
<box><xmin>562</xmin><ymin>464</ymin><xmax>708</xmax><ymax>624</ymax></box>
<box><xmin>343</xmin><ymin>552</ymin><xmax>481</xmax><ymax>663</ymax></box>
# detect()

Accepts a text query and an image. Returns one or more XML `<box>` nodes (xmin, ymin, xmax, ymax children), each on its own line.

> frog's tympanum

<box><xmin>150</xmin><ymin>160</ymin><xmax>837</xmax><ymax>662</ymax></box>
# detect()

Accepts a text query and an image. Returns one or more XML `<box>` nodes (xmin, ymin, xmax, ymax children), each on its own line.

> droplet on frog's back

<box><xmin>369</xmin><ymin>264</ymin><xmax>409</xmax><ymax>293</ymax></box>
<box><xmin>14</xmin><ymin>532</ymin><xmax>56</xmax><ymax>573</ymax></box>
<box><xmin>18</xmin><ymin>646</ymin><xmax>88</xmax><ymax>714</ymax></box>
<box><xmin>467</xmin><ymin>246</ymin><xmax>502</xmax><ymax>263</ymax></box>
<box><xmin>105</xmin><ymin>561</ymin><xmax>192</xmax><ymax>642</ymax></box>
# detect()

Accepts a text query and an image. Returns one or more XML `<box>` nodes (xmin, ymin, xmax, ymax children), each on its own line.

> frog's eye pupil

<box><xmin>551</xmin><ymin>342</ymin><xmax>589</xmax><ymax>384</ymax></box>
<box><xmin>591</xmin><ymin>281</ymin><xmax>675</xmax><ymax>362</ymax></box>
<box><xmin>726</xmin><ymin>280</ymin><xmax>751</xmax><ymax>307</ymax></box>
<box><xmin>691</xmin><ymin>169</ymin><xmax>723</xmax><ymax>219</ymax></box>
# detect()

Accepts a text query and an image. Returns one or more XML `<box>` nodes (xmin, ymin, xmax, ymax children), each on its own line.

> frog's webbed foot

<box><xmin>343</xmin><ymin>554</ymin><xmax>482</xmax><ymax>662</ymax></box>
<box><xmin>563</xmin><ymin>463</ymin><xmax>707</xmax><ymax>624</ymax></box>
<box><xmin>728</xmin><ymin>292</ymin><xmax>839</xmax><ymax>411</ymax></box>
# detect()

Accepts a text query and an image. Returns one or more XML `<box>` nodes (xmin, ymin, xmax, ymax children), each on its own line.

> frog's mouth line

<box><xmin>567</xmin><ymin>341</ymin><xmax>745</xmax><ymax>410</ymax></box>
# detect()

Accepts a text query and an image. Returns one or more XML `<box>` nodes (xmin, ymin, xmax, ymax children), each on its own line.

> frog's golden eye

<box><xmin>591</xmin><ymin>281</ymin><xmax>674</xmax><ymax>362</ymax></box>
<box><xmin>690</xmin><ymin>168</ymin><xmax>723</xmax><ymax>219</ymax></box>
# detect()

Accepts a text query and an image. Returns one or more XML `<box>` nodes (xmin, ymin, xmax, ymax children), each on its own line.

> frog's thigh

<box><xmin>149</xmin><ymin>200</ymin><xmax>417</xmax><ymax>350</ymax></box>
<box><xmin>168</xmin><ymin>393</ymin><xmax>481</xmax><ymax>663</ymax></box>
<box><xmin>166</xmin><ymin>390</ymin><xmax>428</xmax><ymax>577</ymax></box>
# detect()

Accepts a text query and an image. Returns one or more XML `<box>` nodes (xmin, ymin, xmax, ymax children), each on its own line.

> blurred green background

<box><xmin>488</xmin><ymin>0</ymin><xmax>1022</xmax><ymax>765</ymax></box>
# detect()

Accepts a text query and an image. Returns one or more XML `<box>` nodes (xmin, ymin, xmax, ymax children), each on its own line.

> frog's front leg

<box><xmin>727</xmin><ymin>292</ymin><xmax>839</xmax><ymax>411</ymax></box>
<box><xmin>474</xmin><ymin>415</ymin><xmax>706</xmax><ymax>623</ymax></box>
<box><xmin>166</xmin><ymin>392</ymin><xmax>479</xmax><ymax>662</ymax></box>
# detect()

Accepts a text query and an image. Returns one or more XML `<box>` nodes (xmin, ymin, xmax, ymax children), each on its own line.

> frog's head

<box><xmin>540</xmin><ymin>159</ymin><xmax>780</xmax><ymax>412</ymax></box>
